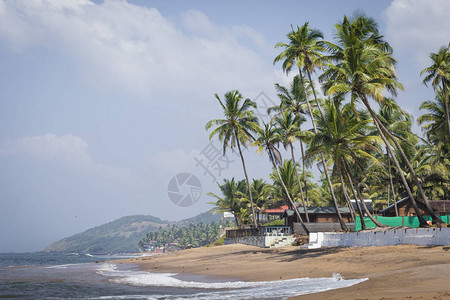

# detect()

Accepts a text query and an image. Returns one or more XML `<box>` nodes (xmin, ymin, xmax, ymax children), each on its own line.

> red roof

<box><xmin>264</xmin><ymin>205</ymin><xmax>291</xmax><ymax>213</ymax></box>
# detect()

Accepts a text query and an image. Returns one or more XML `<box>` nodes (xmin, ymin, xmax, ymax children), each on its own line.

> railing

<box><xmin>226</xmin><ymin>226</ymin><xmax>291</xmax><ymax>238</ymax></box>
<box><xmin>263</xmin><ymin>226</ymin><xmax>291</xmax><ymax>236</ymax></box>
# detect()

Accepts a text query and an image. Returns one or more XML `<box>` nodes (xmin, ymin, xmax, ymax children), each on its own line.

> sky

<box><xmin>0</xmin><ymin>0</ymin><xmax>448</xmax><ymax>252</ymax></box>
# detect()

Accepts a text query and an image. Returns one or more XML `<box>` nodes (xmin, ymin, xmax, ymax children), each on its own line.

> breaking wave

<box><xmin>96</xmin><ymin>263</ymin><xmax>368</xmax><ymax>299</ymax></box>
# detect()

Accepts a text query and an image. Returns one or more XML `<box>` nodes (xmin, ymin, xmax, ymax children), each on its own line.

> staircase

<box><xmin>269</xmin><ymin>236</ymin><xmax>296</xmax><ymax>248</ymax></box>
<box><xmin>299</xmin><ymin>232</ymin><xmax>323</xmax><ymax>249</ymax></box>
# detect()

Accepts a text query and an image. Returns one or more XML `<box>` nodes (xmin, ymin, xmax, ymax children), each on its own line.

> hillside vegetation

<box><xmin>44</xmin><ymin>212</ymin><xmax>221</xmax><ymax>253</ymax></box>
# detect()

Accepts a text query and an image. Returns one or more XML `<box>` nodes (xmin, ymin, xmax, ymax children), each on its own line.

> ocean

<box><xmin>0</xmin><ymin>252</ymin><xmax>367</xmax><ymax>299</ymax></box>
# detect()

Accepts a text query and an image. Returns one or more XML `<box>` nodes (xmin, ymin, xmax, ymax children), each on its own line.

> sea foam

<box><xmin>96</xmin><ymin>263</ymin><xmax>368</xmax><ymax>299</ymax></box>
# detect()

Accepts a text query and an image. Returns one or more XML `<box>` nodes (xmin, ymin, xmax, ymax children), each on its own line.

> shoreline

<box><xmin>113</xmin><ymin>244</ymin><xmax>450</xmax><ymax>299</ymax></box>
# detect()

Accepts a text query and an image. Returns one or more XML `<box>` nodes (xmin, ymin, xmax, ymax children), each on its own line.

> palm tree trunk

<box><xmin>305</xmin><ymin>68</ymin><xmax>325</xmax><ymax>120</ymax></box>
<box><xmin>269</xmin><ymin>153</ymin><xmax>309</xmax><ymax>235</ymax></box>
<box><xmin>298</xmin><ymin>139</ymin><xmax>310</xmax><ymax>206</ymax></box>
<box><xmin>338</xmin><ymin>165</ymin><xmax>356</xmax><ymax>223</ymax></box>
<box><xmin>322</xmin><ymin>155</ymin><xmax>349</xmax><ymax>231</ymax></box>
<box><xmin>343</xmin><ymin>171</ymin><xmax>366</xmax><ymax>231</ymax></box>
<box><xmin>343</xmin><ymin>158</ymin><xmax>387</xmax><ymax>228</ymax></box>
<box><xmin>361</xmin><ymin>95</ymin><xmax>444</xmax><ymax>225</ymax></box>
<box><xmin>235</xmin><ymin>134</ymin><xmax>258</xmax><ymax>228</ymax></box>
<box><xmin>290</xmin><ymin>143</ymin><xmax>309</xmax><ymax>222</ymax></box>
<box><xmin>339</xmin><ymin>168</ymin><xmax>356</xmax><ymax>224</ymax></box>
<box><xmin>359</xmin><ymin>96</ymin><xmax>428</xmax><ymax>227</ymax></box>
<box><xmin>234</xmin><ymin>214</ymin><xmax>240</xmax><ymax>228</ymax></box>
<box><xmin>442</xmin><ymin>79</ymin><xmax>450</xmax><ymax>136</ymax></box>
<box><xmin>387</xmin><ymin>150</ymin><xmax>399</xmax><ymax>217</ymax></box>
<box><xmin>298</xmin><ymin>68</ymin><xmax>348</xmax><ymax>231</ymax></box>
<box><xmin>382</xmin><ymin>121</ymin><xmax>444</xmax><ymax>224</ymax></box>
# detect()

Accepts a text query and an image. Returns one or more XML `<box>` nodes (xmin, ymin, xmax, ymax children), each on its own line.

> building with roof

<box><xmin>350</xmin><ymin>199</ymin><xmax>373</xmax><ymax>214</ymax></box>
<box><xmin>380</xmin><ymin>197</ymin><xmax>450</xmax><ymax>217</ymax></box>
<box><xmin>281</xmin><ymin>207</ymin><xmax>354</xmax><ymax>235</ymax></box>
<box><xmin>263</xmin><ymin>205</ymin><xmax>290</xmax><ymax>218</ymax></box>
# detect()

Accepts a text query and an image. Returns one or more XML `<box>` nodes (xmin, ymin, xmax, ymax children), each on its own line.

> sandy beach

<box><xmin>115</xmin><ymin>244</ymin><xmax>450</xmax><ymax>299</ymax></box>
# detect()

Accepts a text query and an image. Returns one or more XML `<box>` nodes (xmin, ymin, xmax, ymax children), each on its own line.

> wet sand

<box><xmin>116</xmin><ymin>244</ymin><xmax>450</xmax><ymax>299</ymax></box>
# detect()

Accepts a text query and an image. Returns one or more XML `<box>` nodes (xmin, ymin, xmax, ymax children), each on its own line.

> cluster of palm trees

<box><xmin>206</xmin><ymin>12</ymin><xmax>449</xmax><ymax>231</ymax></box>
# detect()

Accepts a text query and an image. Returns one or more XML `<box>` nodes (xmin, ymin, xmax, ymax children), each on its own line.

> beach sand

<box><xmin>116</xmin><ymin>244</ymin><xmax>450</xmax><ymax>299</ymax></box>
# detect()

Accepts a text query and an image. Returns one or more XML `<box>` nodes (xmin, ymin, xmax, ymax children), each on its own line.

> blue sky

<box><xmin>0</xmin><ymin>0</ymin><xmax>448</xmax><ymax>252</ymax></box>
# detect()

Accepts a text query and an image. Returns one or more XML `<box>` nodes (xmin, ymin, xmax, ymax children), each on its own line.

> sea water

<box><xmin>0</xmin><ymin>252</ymin><xmax>367</xmax><ymax>299</ymax></box>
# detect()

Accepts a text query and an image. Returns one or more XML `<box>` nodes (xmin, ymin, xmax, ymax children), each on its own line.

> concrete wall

<box><xmin>309</xmin><ymin>227</ymin><xmax>450</xmax><ymax>248</ymax></box>
<box><xmin>294</xmin><ymin>222</ymin><xmax>355</xmax><ymax>236</ymax></box>
<box><xmin>224</xmin><ymin>235</ymin><xmax>295</xmax><ymax>248</ymax></box>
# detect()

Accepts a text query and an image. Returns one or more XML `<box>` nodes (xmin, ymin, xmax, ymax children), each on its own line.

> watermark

<box><xmin>194</xmin><ymin>141</ymin><xmax>234</xmax><ymax>182</ymax></box>
<box><xmin>167</xmin><ymin>91</ymin><xmax>276</xmax><ymax>207</ymax></box>
<box><xmin>167</xmin><ymin>172</ymin><xmax>202</xmax><ymax>207</ymax></box>
<box><xmin>253</xmin><ymin>91</ymin><xmax>277</xmax><ymax>124</ymax></box>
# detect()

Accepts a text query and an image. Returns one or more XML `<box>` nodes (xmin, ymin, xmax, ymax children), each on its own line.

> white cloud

<box><xmin>385</xmin><ymin>0</ymin><xmax>450</xmax><ymax>68</ymax></box>
<box><xmin>0</xmin><ymin>0</ymin><xmax>276</xmax><ymax>100</ymax></box>
<box><xmin>0</xmin><ymin>133</ymin><xmax>145</xmax><ymax>187</ymax></box>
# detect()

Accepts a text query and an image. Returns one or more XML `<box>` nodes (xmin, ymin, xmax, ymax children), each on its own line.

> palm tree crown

<box><xmin>206</xmin><ymin>91</ymin><xmax>260</xmax><ymax>155</ymax></box>
<box><xmin>274</xmin><ymin>22</ymin><xmax>325</xmax><ymax>75</ymax></box>
<box><xmin>420</xmin><ymin>45</ymin><xmax>450</xmax><ymax>135</ymax></box>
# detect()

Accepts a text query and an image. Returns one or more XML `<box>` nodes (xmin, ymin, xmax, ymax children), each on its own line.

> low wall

<box><xmin>293</xmin><ymin>222</ymin><xmax>355</xmax><ymax>236</ymax></box>
<box><xmin>224</xmin><ymin>235</ymin><xmax>294</xmax><ymax>248</ymax></box>
<box><xmin>225</xmin><ymin>236</ymin><xmax>265</xmax><ymax>248</ymax></box>
<box><xmin>310</xmin><ymin>227</ymin><xmax>450</xmax><ymax>248</ymax></box>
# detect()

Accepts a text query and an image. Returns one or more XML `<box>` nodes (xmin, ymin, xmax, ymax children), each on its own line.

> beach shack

<box><xmin>350</xmin><ymin>199</ymin><xmax>373</xmax><ymax>214</ymax></box>
<box><xmin>263</xmin><ymin>205</ymin><xmax>290</xmax><ymax>219</ymax></box>
<box><xmin>380</xmin><ymin>197</ymin><xmax>450</xmax><ymax>217</ymax></box>
<box><xmin>282</xmin><ymin>207</ymin><xmax>354</xmax><ymax>235</ymax></box>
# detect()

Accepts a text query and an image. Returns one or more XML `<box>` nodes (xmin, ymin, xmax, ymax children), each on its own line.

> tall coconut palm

<box><xmin>336</xmin><ymin>162</ymin><xmax>357</xmax><ymax>223</ymax></box>
<box><xmin>271</xmin><ymin>75</ymin><xmax>312</xmax><ymax>205</ymax></box>
<box><xmin>274</xmin><ymin>24</ymin><xmax>347</xmax><ymax>230</ymax></box>
<box><xmin>421</xmin><ymin>46</ymin><xmax>450</xmax><ymax>136</ymax></box>
<box><xmin>274</xmin><ymin>110</ymin><xmax>310</xmax><ymax>221</ymax></box>
<box><xmin>274</xmin><ymin>22</ymin><xmax>327</xmax><ymax>120</ymax></box>
<box><xmin>320</xmin><ymin>12</ymin><xmax>444</xmax><ymax>226</ymax></box>
<box><xmin>253</xmin><ymin>123</ymin><xmax>309</xmax><ymax>234</ymax></box>
<box><xmin>305</xmin><ymin>98</ymin><xmax>384</xmax><ymax>229</ymax></box>
<box><xmin>377</xmin><ymin>99</ymin><xmax>417</xmax><ymax>216</ymax></box>
<box><xmin>206</xmin><ymin>91</ymin><xmax>260</xmax><ymax>227</ymax></box>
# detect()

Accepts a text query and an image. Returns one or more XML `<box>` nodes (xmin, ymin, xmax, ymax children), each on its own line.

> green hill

<box><xmin>44</xmin><ymin>212</ymin><xmax>222</xmax><ymax>254</ymax></box>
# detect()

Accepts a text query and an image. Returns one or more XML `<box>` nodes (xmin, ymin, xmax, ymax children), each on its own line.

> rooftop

<box><xmin>282</xmin><ymin>206</ymin><xmax>351</xmax><ymax>217</ymax></box>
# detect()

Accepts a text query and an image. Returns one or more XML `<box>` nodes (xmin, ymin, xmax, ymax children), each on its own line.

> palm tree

<box><xmin>377</xmin><ymin>99</ymin><xmax>417</xmax><ymax>216</ymax></box>
<box><xmin>253</xmin><ymin>123</ymin><xmax>309</xmax><ymax>234</ymax></box>
<box><xmin>274</xmin><ymin>23</ymin><xmax>347</xmax><ymax>230</ymax></box>
<box><xmin>418</xmin><ymin>90</ymin><xmax>450</xmax><ymax>145</ymax></box>
<box><xmin>421</xmin><ymin>46</ymin><xmax>450</xmax><ymax>136</ymax></box>
<box><xmin>250</xmin><ymin>179</ymin><xmax>273</xmax><ymax>224</ymax></box>
<box><xmin>320</xmin><ymin>12</ymin><xmax>445</xmax><ymax>226</ymax></box>
<box><xmin>207</xmin><ymin>178</ymin><xmax>249</xmax><ymax>228</ymax></box>
<box><xmin>417</xmin><ymin>90</ymin><xmax>449</xmax><ymax>201</ymax></box>
<box><xmin>271</xmin><ymin>75</ymin><xmax>312</xmax><ymax>205</ymax></box>
<box><xmin>270</xmin><ymin>160</ymin><xmax>299</xmax><ymax>208</ymax></box>
<box><xmin>274</xmin><ymin>22</ymin><xmax>327</xmax><ymax>120</ymax></box>
<box><xmin>206</xmin><ymin>91</ymin><xmax>260</xmax><ymax>227</ymax></box>
<box><xmin>274</xmin><ymin>110</ymin><xmax>310</xmax><ymax>221</ymax></box>
<box><xmin>414</xmin><ymin>143</ymin><xmax>449</xmax><ymax>200</ymax></box>
<box><xmin>305</xmin><ymin>98</ymin><xmax>384</xmax><ymax>229</ymax></box>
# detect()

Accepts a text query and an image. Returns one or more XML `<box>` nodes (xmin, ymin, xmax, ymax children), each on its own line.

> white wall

<box><xmin>225</xmin><ymin>236</ymin><xmax>295</xmax><ymax>248</ymax></box>
<box><xmin>309</xmin><ymin>227</ymin><xmax>450</xmax><ymax>248</ymax></box>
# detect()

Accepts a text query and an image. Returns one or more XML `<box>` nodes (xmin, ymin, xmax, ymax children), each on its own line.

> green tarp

<box><xmin>355</xmin><ymin>215</ymin><xmax>449</xmax><ymax>231</ymax></box>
